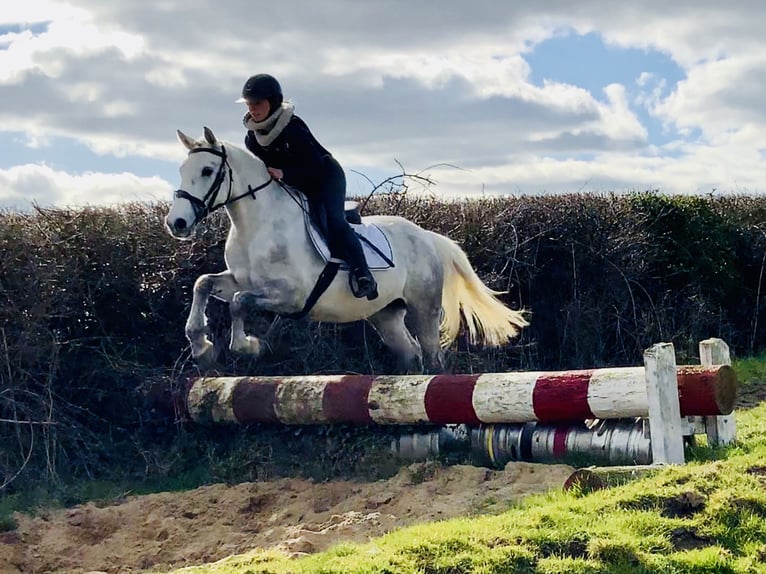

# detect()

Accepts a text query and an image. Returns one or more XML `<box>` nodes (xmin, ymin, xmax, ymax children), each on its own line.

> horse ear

<box><xmin>203</xmin><ymin>127</ymin><xmax>217</xmax><ymax>145</ymax></box>
<box><xmin>177</xmin><ymin>129</ymin><xmax>196</xmax><ymax>150</ymax></box>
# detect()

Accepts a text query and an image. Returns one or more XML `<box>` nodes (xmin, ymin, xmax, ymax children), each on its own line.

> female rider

<box><xmin>238</xmin><ymin>73</ymin><xmax>378</xmax><ymax>301</ymax></box>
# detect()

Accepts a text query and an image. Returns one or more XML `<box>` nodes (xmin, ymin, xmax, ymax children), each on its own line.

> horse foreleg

<box><xmin>186</xmin><ymin>271</ymin><xmax>244</xmax><ymax>365</ymax></box>
<box><xmin>186</xmin><ymin>273</ymin><xmax>219</xmax><ymax>365</ymax></box>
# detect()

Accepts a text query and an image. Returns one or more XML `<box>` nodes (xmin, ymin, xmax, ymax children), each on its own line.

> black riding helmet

<box><xmin>238</xmin><ymin>74</ymin><xmax>284</xmax><ymax>115</ymax></box>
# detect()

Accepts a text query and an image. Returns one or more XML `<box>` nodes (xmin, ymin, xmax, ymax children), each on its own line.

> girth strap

<box><xmin>281</xmin><ymin>259</ymin><xmax>342</xmax><ymax>320</ymax></box>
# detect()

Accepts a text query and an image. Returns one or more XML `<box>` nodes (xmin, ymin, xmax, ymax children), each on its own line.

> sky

<box><xmin>1</xmin><ymin>1</ymin><xmax>765</xmax><ymax>209</ymax></box>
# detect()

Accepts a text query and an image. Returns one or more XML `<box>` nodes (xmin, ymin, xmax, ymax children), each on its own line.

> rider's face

<box><xmin>246</xmin><ymin>98</ymin><xmax>271</xmax><ymax>122</ymax></box>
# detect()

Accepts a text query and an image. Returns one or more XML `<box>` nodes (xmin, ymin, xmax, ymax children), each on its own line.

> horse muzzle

<box><xmin>165</xmin><ymin>215</ymin><xmax>195</xmax><ymax>239</ymax></box>
<box><xmin>166</xmin><ymin>189</ymin><xmax>209</xmax><ymax>239</ymax></box>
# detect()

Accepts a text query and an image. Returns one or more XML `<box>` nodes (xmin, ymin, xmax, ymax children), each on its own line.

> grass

<box><xmin>152</xmin><ymin>365</ymin><xmax>766</xmax><ymax>574</ymax></box>
<box><xmin>730</xmin><ymin>351</ymin><xmax>766</xmax><ymax>390</ymax></box>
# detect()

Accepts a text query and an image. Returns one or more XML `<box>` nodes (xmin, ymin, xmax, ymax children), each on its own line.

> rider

<box><xmin>238</xmin><ymin>73</ymin><xmax>378</xmax><ymax>301</ymax></box>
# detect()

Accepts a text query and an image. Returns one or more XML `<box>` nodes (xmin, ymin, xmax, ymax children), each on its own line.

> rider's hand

<box><xmin>267</xmin><ymin>167</ymin><xmax>283</xmax><ymax>180</ymax></box>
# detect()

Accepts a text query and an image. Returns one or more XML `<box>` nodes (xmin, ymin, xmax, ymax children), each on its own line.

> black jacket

<box><xmin>244</xmin><ymin>115</ymin><xmax>332</xmax><ymax>195</ymax></box>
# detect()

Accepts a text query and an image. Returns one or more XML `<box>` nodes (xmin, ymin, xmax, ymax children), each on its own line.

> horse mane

<box><xmin>185</xmin><ymin>128</ymin><xmax>267</xmax><ymax>172</ymax></box>
<box><xmin>216</xmin><ymin>137</ymin><xmax>271</xmax><ymax>178</ymax></box>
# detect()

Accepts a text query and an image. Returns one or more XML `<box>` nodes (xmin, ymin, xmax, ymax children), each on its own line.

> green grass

<box><xmin>731</xmin><ymin>352</ymin><xmax>766</xmax><ymax>389</ymax></box>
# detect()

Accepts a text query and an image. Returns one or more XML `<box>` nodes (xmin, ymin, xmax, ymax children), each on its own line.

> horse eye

<box><xmin>201</xmin><ymin>167</ymin><xmax>214</xmax><ymax>177</ymax></box>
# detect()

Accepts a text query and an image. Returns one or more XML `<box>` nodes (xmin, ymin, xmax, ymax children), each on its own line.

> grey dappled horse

<box><xmin>166</xmin><ymin>127</ymin><xmax>528</xmax><ymax>372</ymax></box>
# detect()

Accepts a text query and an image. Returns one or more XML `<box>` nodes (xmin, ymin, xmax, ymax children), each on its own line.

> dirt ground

<box><xmin>0</xmin><ymin>461</ymin><xmax>575</xmax><ymax>574</ymax></box>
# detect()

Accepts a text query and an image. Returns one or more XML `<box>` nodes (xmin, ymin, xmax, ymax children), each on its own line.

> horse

<box><xmin>165</xmin><ymin>127</ymin><xmax>528</xmax><ymax>373</ymax></box>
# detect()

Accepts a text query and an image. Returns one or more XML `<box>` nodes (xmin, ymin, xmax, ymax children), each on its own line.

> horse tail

<box><xmin>429</xmin><ymin>232</ymin><xmax>529</xmax><ymax>348</ymax></box>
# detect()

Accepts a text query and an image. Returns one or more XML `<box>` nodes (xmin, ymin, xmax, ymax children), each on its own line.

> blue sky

<box><xmin>1</xmin><ymin>2</ymin><xmax>765</xmax><ymax>208</ymax></box>
<box><xmin>527</xmin><ymin>31</ymin><xmax>686</xmax><ymax>150</ymax></box>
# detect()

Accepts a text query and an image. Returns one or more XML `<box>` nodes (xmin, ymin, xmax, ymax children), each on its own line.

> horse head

<box><xmin>165</xmin><ymin>127</ymin><xmax>232</xmax><ymax>239</ymax></box>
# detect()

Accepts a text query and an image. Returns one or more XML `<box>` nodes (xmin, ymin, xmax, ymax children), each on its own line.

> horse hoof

<box><xmin>230</xmin><ymin>336</ymin><xmax>262</xmax><ymax>357</ymax></box>
<box><xmin>193</xmin><ymin>340</ymin><xmax>217</xmax><ymax>367</ymax></box>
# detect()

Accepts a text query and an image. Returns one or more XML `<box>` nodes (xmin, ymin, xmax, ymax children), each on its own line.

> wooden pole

<box><xmin>184</xmin><ymin>364</ymin><xmax>737</xmax><ymax>427</ymax></box>
<box><xmin>699</xmin><ymin>338</ymin><xmax>737</xmax><ymax>446</ymax></box>
<box><xmin>644</xmin><ymin>342</ymin><xmax>685</xmax><ymax>464</ymax></box>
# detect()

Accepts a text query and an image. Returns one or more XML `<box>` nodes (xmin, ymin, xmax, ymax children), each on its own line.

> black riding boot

<box><xmin>338</xmin><ymin>221</ymin><xmax>378</xmax><ymax>300</ymax></box>
<box><xmin>350</xmin><ymin>265</ymin><xmax>378</xmax><ymax>300</ymax></box>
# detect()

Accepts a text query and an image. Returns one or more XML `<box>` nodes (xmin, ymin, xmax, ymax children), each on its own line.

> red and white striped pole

<box><xmin>184</xmin><ymin>363</ymin><xmax>736</xmax><ymax>427</ymax></box>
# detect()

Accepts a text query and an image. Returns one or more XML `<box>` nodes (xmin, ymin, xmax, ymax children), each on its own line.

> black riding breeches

<box><xmin>309</xmin><ymin>156</ymin><xmax>368</xmax><ymax>271</ymax></box>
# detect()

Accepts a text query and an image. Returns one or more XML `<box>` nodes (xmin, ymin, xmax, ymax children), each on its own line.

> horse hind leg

<box><xmin>367</xmin><ymin>301</ymin><xmax>423</xmax><ymax>374</ymax></box>
<box><xmin>405</xmin><ymin>305</ymin><xmax>445</xmax><ymax>374</ymax></box>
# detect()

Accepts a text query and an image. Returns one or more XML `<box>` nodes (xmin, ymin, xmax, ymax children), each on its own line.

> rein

<box><xmin>174</xmin><ymin>145</ymin><xmax>272</xmax><ymax>225</ymax></box>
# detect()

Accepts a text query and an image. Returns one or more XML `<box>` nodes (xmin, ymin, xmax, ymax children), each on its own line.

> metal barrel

<box><xmin>470</xmin><ymin>419</ymin><xmax>652</xmax><ymax>467</ymax></box>
<box><xmin>577</xmin><ymin>419</ymin><xmax>653</xmax><ymax>466</ymax></box>
<box><xmin>391</xmin><ymin>419</ymin><xmax>653</xmax><ymax>467</ymax></box>
<box><xmin>391</xmin><ymin>425</ymin><xmax>471</xmax><ymax>460</ymax></box>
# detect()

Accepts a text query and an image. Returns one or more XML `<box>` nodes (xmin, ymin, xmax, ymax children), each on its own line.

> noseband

<box><xmin>174</xmin><ymin>145</ymin><xmax>272</xmax><ymax>225</ymax></box>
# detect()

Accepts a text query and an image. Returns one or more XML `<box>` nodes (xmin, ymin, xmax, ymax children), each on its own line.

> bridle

<box><xmin>173</xmin><ymin>145</ymin><xmax>272</xmax><ymax>225</ymax></box>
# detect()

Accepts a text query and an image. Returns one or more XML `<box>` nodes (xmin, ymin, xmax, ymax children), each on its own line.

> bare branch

<box><xmin>0</xmin><ymin>418</ymin><xmax>58</xmax><ymax>425</ymax></box>
<box><xmin>0</xmin><ymin>421</ymin><xmax>34</xmax><ymax>491</ymax></box>
<box><xmin>350</xmin><ymin>161</ymin><xmax>466</xmax><ymax>215</ymax></box>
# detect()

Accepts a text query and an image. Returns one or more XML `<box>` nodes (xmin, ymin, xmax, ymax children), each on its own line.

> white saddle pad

<box><xmin>292</xmin><ymin>188</ymin><xmax>394</xmax><ymax>271</ymax></box>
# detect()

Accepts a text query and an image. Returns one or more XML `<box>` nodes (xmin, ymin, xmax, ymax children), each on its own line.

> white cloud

<box><xmin>0</xmin><ymin>6</ymin><xmax>144</xmax><ymax>84</ymax></box>
<box><xmin>598</xmin><ymin>83</ymin><xmax>647</xmax><ymax>142</ymax></box>
<box><xmin>655</xmin><ymin>53</ymin><xmax>766</xmax><ymax>136</ymax></box>
<box><xmin>0</xmin><ymin>164</ymin><xmax>171</xmax><ymax>209</ymax></box>
<box><xmin>0</xmin><ymin>1</ymin><xmax>86</xmax><ymax>26</ymax></box>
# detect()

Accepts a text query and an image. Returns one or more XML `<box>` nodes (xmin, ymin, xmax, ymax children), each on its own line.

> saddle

<box><xmin>278</xmin><ymin>184</ymin><xmax>394</xmax><ymax>319</ymax></box>
<box><xmin>297</xmin><ymin>191</ymin><xmax>395</xmax><ymax>271</ymax></box>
